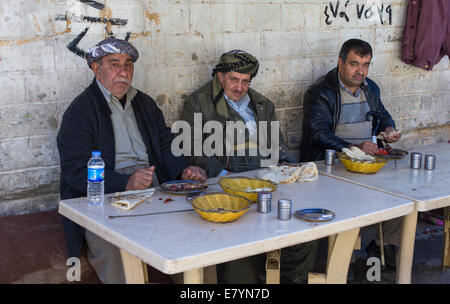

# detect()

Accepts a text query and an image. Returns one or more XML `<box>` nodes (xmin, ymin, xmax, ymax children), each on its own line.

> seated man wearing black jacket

<box><xmin>57</xmin><ymin>37</ymin><xmax>206</xmax><ymax>283</ymax></box>
<box><xmin>300</xmin><ymin>39</ymin><xmax>401</xmax><ymax>270</ymax></box>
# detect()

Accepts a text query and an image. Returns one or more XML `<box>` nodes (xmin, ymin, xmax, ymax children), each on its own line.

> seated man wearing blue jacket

<box><xmin>300</xmin><ymin>39</ymin><xmax>401</xmax><ymax>270</ymax></box>
<box><xmin>57</xmin><ymin>37</ymin><xmax>206</xmax><ymax>283</ymax></box>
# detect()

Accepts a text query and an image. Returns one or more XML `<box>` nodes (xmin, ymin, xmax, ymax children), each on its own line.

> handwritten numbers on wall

<box><xmin>324</xmin><ymin>1</ymin><xmax>393</xmax><ymax>26</ymax></box>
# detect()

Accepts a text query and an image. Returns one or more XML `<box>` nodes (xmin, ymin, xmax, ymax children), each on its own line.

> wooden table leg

<box><xmin>326</xmin><ymin>227</ymin><xmax>360</xmax><ymax>284</ymax></box>
<box><xmin>396</xmin><ymin>210</ymin><xmax>418</xmax><ymax>284</ymax></box>
<box><xmin>443</xmin><ymin>207</ymin><xmax>450</xmax><ymax>269</ymax></box>
<box><xmin>309</xmin><ymin>227</ymin><xmax>360</xmax><ymax>284</ymax></box>
<box><xmin>183</xmin><ymin>268</ymin><xmax>204</xmax><ymax>284</ymax></box>
<box><xmin>119</xmin><ymin>248</ymin><xmax>148</xmax><ymax>284</ymax></box>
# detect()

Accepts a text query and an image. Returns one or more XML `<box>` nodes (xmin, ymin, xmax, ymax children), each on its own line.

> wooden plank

<box><xmin>327</xmin><ymin>234</ymin><xmax>337</xmax><ymax>270</ymax></box>
<box><xmin>310</xmin><ymin>232</ymin><xmax>360</xmax><ymax>284</ymax></box>
<box><xmin>328</xmin><ymin>233</ymin><xmax>360</xmax><ymax>265</ymax></box>
<box><xmin>326</xmin><ymin>228</ymin><xmax>360</xmax><ymax>284</ymax></box>
<box><xmin>379</xmin><ymin>223</ymin><xmax>385</xmax><ymax>266</ymax></box>
<box><xmin>353</xmin><ymin>235</ymin><xmax>361</xmax><ymax>250</ymax></box>
<box><xmin>119</xmin><ymin>248</ymin><xmax>148</xmax><ymax>284</ymax></box>
<box><xmin>308</xmin><ymin>272</ymin><xmax>326</xmax><ymax>284</ymax></box>
<box><xmin>183</xmin><ymin>268</ymin><xmax>204</xmax><ymax>284</ymax></box>
<box><xmin>265</xmin><ymin>250</ymin><xmax>281</xmax><ymax>284</ymax></box>
<box><xmin>396</xmin><ymin>211</ymin><xmax>418</xmax><ymax>284</ymax></box>
<box><xmin>443</xmin><ymin>207</ymin><xmax>450</xmax><ymax>269</ymax></box>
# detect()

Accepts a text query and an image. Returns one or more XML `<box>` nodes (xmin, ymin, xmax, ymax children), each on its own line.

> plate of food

<box><xmin>160</xmin><ymin>180</ymin><xmax>208</xmax><ymax>195</ymax></box>
<box><xmin>375</xmin><ymin>146</ymin><xmax>409</xmax><ymax>160</ymax></box>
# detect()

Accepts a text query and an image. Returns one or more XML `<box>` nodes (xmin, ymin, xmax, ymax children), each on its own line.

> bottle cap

<box><xmin>92</xmin><ymin>151</ymin><xmax>101</xmax><ymax>157</ymax></box>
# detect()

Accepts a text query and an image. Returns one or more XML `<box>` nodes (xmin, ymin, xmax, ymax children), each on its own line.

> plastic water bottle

<box><xmin>87</xmin><ymin>151</ymin><xmax>105</xmax><ymax>206</ymax></box>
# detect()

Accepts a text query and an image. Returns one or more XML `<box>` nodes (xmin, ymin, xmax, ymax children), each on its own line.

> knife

<box><xmin>108</xmin><ymin>208</ymin><xmax>195</xmax><ymax>219</ymax></box>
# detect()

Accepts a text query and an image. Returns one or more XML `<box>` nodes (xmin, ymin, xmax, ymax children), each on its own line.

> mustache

<box><xmin>114</xmin><ymin>78</ymin><xmax>130</xmax><ymax>84</ymax></box>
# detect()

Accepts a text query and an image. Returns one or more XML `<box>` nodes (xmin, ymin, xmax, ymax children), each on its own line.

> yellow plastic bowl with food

<box><xmin>337</xmin><ymin>152</ymin><xmax>388</xmax><ymax>174</ymax></box>
<box><xmin>218</xmin><ymin>176</ymin><xmax>278</xmax><ymax>202</ymax></box>
<box><xmin>191</xmin><ymin>193</ymin><xmax>251</xmax><ymax>223</ymax></box>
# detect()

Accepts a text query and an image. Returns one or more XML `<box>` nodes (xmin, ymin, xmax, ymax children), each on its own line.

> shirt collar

<box><xmin>337</xmin><ymin>74</ymin><xmax>367</xmax><ymax>97</ymax></box>
<box><xmin>223</xmin><ymin>93</ymin><xmax>251</xmax><ymax>114</ymax></box>
<box><xmin>96</xmin><ymin>78</ymin><xmax>113</xmax><ymax>102</ymax></box>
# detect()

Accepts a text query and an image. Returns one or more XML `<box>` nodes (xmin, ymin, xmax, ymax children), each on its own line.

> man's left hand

<box><xmin>383</xmin><ymin>127</ymin><xmax>401</xmax><ymax>143</ymax></box>
<box><xmin>181</xmin><ymin>166</ymin><xmax>207</xmax><ymax>182</ymax></box>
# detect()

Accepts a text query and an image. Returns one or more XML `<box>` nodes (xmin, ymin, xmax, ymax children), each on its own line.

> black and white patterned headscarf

<box><xmin>86</xmin><ymin>37</ymin><xmax>139</xmax><ymax>67</ymax></box>
<box><xmin>212</xmin><ymin>49</ymin><xmax>259</xmax><ymax>79</ymax></box>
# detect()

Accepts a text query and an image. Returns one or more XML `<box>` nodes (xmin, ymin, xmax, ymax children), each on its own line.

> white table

<box><xmin>316</xmin><ymin>142</ymin><xmax>450</xmax><ymax>283</ymax></box>
<box><xmin>59</xmin><ymin>173</ymin><xmax>413</xmax><ymax>284</ymax></box>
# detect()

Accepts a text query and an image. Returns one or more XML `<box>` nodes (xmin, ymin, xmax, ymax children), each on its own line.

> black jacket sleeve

<box><xmin>57</xmin><ymin>92</ymin><xmax>129</xmax><ymax>199</ymax></box>
<box><xmin>365</xmin><ymin>79</ymin><xmax>396</xmax><ymax>133</ymax></box>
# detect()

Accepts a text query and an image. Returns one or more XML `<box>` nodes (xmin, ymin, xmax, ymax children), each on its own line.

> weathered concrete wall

<box><xmin>0</xmin><ymin>0</ymin><xmax>449</xmax><ymax>216</ymax></box>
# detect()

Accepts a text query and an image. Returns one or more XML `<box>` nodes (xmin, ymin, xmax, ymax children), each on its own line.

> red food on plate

<box><xmin>377</xmin><ymin>148</ymin><xmax>389</xmax><ymax>155</ymax></box>
<box><xmin>164</xmin><ymin>198</ymin><xmax>174</xmax><ymax>203</ymax></box>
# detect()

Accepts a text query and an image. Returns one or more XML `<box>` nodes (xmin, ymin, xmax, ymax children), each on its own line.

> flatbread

<box><xmin>341</xmin><ymin>146</ymin><xmax>375</xmax><ymax>162</ymax></box>
<box><xmin>377</xmin><ymin>129</ymin><xmax>401</xmax><ymax>140</ymax></box>
<box><xmin>110</xmin><ymin>188</ymin><xmax>155</xmax><ymax>210</ymax></box>
<box><xmin>257</xmin><ymin>162</ymin><xmax>319</xmax><ymax>184</ymax></box>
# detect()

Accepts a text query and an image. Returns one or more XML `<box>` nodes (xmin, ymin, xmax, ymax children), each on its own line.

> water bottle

<box><xmin>87</xmin><ymin>151</ymin><xmax>105</xmax><ymax>206</ymax></box>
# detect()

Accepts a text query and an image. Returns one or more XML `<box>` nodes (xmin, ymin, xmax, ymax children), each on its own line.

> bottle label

<box><xmin>88</xmin><ymin>167</ymin><xmax>104</xmax><ymax>182</ymax></box>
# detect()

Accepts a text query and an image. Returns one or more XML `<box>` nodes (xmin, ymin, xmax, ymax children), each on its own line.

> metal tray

<box><xmin>160</xmin><ymin>180</ymin><xmax>208</xmax><ymax>195</ymax></box>
<box><xmin>294</xmin><ymin>208</ymin><xmax>335</xmax><ymax>222</ymax></box>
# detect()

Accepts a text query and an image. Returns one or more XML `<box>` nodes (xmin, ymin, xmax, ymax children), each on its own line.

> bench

<box><xmin>0</xmin><ymin>209</ymin><xmax>172</xmax><ymax>284</ymax></box>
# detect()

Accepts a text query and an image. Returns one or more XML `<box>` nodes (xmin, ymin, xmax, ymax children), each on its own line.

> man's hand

<box><xmin>383</xmin><ymin>127</ymin><xmax>401</xmax><ymax>143</ymax></box>
<box><xmin>181</xmin><ymin>165</ymin><xmax>207</xmax><ymax>183</ymax></box>
<box><xmin>126</xmin><ymin>166</ymin><xmax>155</xmax><ymax>190</ymax></box>
<box><xmin>355</xmin><ymin>141</ymin><xmax>379</xmax><ymax>155</ymax></box>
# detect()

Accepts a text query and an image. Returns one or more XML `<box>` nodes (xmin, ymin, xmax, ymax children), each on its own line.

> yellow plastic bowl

<box><xmin>191</xmin><ymin>193</ymin><xmax>251</xmax><ymax>223</ymax></box>
<box><xmin>218</xmin><ymin>176</ymin><xmax>278</xmax><ymax>203</ymax></box>
<box><xmin>338</xmin><ymin>152</ymin><xmax>388</xmax><ymax>174</ymax></box>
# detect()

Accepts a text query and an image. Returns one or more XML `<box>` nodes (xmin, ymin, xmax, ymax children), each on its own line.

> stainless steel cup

<box><xmin>257</xmin><ymin>192</ymin><xmax>272</xmax><ymax>214</ymax></box>
<box><xmin>424</xmin><ymin>154</ymin><xmax>436</xmax><ymax>170</ymax></box>
<box><xmin>278</xmin><ymin>199</ymin><xmax>292</xmax><ymax>220</ymax></box>
<box><xmin>324</xmin><ymin>149</ymin><xmax>336</xmax><ymax>166</ymax></box>
<box><xmin>410</xmin><ymin>152</ymin><xmax>422</xmax><ymax>169</ymax></box>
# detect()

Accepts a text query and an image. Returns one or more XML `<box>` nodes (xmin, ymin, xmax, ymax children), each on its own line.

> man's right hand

<box><xmin>355</xmin><ymin>141</ymin><xmax>378</xmax><ymax>155</ymax></box>
<box><xmin>126</xmin><ymin>166</ymin><xmax>155</xmax><ymax>190</ymax></box>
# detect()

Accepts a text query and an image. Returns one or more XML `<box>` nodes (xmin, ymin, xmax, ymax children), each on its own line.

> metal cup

<box><xmin>424</xmin><ymin>154</ymin><xmax>436</xmax><ymax>170</ymax></box>
<box><xmin>410</xmin><ymin>152</ymin><xmax>422</xmax><ymax>169</ymax></box>
<box><xmin>324</xmin><ymin>149</ymin><xmax>336</xmax><ymax>166</ymax></box>
<box><xmin>278</xmin><ymin>199</ymin><xmax>292</xmax><ymax>220</ymax></box>
<box><xmin>257</xmin><ymin>192</ymin><xmax>272</xmax><ymax>214</ymax></box>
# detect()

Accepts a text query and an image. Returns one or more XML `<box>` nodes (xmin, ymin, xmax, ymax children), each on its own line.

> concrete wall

<box><xmin>0</xmin><ymin>0</ymin><xmax>449</xmax><ymax>216</ymax></box>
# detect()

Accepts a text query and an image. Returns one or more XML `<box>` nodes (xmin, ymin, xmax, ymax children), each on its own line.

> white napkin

<box><xmin>257</xmin><ymin>162</ymin><xmax>319</xmax><ymax>184</ymax></box>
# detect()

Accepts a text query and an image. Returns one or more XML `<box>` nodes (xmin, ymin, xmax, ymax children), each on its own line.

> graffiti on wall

<box><xmin>324</xmin><ymin>1</ymin><xmax>393</xmax><ymax>25</ymax></box>
<box><xmin>55</xmin><ymin>0</ymin><xmax>130</xmax><ymax>59</ymax></box>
